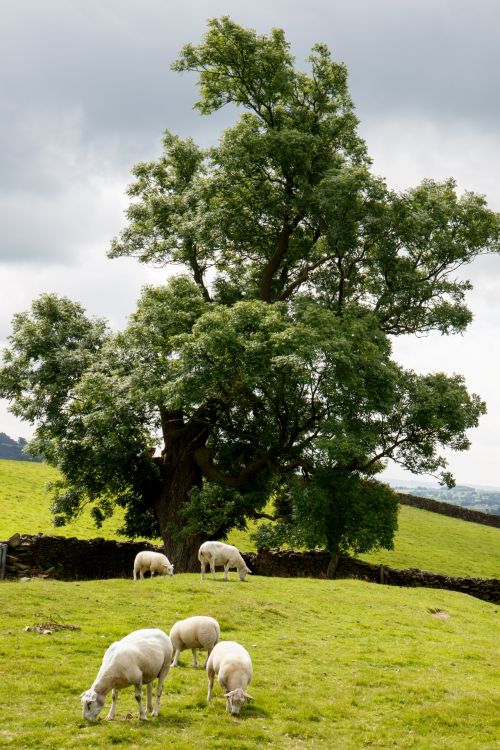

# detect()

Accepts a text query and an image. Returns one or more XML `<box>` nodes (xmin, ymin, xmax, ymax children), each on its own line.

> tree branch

<box><xmin>194</xmin><ymin>447</ymin><xmax>269</xmax><ymax>486</ymax></box>
<box><xmin>279</xmin><ymin>251</ymin><xmax>338</xmax><ymax>300</ymax></box>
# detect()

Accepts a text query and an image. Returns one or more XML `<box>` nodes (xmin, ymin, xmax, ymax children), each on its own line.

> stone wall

<box><xmin>242</xmin><ymin>549</ymin><xmax>500</xmax><ymax>605</ymax></box>
<box><xmin>2</xmin><ymin>533</ymin><xmax>163</xmax><ymax>580</ymax></box>
<box><xmin>3</xmin><ymin>533</ymin><xmax>498</xmax><ymax>605</ymax></box>
<box><xmin>398</xmin><ymin>493</ymin><xmax>500</xmax><ymax>528</ymax></box>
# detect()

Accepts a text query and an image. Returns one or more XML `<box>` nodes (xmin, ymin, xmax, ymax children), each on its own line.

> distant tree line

<box><xmin>0</xmin><ymin>432</ymin><xmax>41</xmax><ymax>462</ymax></box>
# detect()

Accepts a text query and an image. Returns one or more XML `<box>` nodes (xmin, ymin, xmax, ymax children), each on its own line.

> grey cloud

<box><xmin>3</xmin><ymin>1</ymin><xmax>500</xmax><ymax>152</ymax></box>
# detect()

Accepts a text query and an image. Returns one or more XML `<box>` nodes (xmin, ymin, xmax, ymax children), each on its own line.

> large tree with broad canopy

<box><xmin>1</xmin><ymin>18</ymin><xmax>498</xmax><ymax>570</ymax></box>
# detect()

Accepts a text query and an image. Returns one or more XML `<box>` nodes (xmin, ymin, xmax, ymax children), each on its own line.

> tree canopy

<box><xmin>1</xmin><ymin>18</ymin><xmax>498</xmax><ymax>568</ymax></box>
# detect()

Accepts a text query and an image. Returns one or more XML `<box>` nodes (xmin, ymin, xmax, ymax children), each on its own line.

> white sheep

<box><xmin>206</xmin><ymin>640</ymin><xmax>254</xmax><ymax>715</ymax></box>
<box><xmin>80</xmin><ymin>628</ymin><xmax>173</xmax><ymax>721</ymax></box>
<box><xmin>198</xmin><ymin>541</ymin><xmax>251</xmax><ymax>581</ymax></box>
<box><xmin>169</xmin><ymin>615</ymin><xmax>221</xmax><ymax>668</ymax></box>
<box><xmin>133</xmin><ymin>550</ymin><xmax>174</xmax><ymax>580</ymax></box>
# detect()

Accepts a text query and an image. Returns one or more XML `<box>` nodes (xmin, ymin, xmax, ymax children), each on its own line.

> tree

<box><xmin>1</xmin><ymin>18</ymin><xmax>498</xmax><ymax>570</ymax></box>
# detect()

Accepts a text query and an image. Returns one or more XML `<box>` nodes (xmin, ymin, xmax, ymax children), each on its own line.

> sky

<box><xmin>1</xmin><ymin>0</ymin><xmax>500</xmax><ymax>486</ymax></box>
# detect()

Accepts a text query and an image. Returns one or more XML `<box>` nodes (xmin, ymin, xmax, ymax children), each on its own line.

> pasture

<box><xmin>2</xmin><ymin>459</ymin><xmax>499</xmax><ymax>579</ymax></box>
<box><xmin>1</xmin><ymin>575</ymin><xmax>498</xmax><ymax>749</ymax></box>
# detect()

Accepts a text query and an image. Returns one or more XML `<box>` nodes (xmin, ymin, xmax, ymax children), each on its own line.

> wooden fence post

<box><xmin>0</xmin><ymin>543</ymin><xmax>7</xmax><ymax>580</ymax></box>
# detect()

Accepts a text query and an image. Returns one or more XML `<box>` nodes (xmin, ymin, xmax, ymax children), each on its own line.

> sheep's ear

<box><xmin>243</xmin><ymin>692</ymin><xmax>254</xmax><ymax>700</ymax></box>
<box><xmin>246</xmin><ymin>567</ymin><xmax>252</xmax><ymax>574</ymax></box>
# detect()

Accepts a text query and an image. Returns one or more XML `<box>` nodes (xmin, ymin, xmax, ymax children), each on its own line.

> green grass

<box><xmin>0</xmin><ymin>575</ymin><xmax>498</xmax><ymax>749</ymax></box>
<box><xmin>1</xmin><ymin>458</ymin><xmax>499</xmax><ymax>579</ymax></box>
<box><xmin>0</xmin><ymin>459</ymin><xmax>131</xmax><ymax>541</ymax></box>
<box><xmin>358</xmin><ymin>504</ymin><xmax>500</xmax><ymax>579</ymax></box>
<box><xmin>227</xmin><ymin>506</ymin><xmax>500</xmax><ymax>580</ymax></box>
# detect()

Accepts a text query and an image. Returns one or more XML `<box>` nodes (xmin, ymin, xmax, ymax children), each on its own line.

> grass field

<box><xmin>0</xmin><ymin>459</ymin><xmax>131</xmax><ymax>541</ymax></box>
<box><xmin>1</xmin><ymin>459</ymin><xmax>499</xmax><ymax>579</ymax></box>
<box><xmin>0</xmin><ymin>575</ymin><xmax>498</xmax><ymax>750</ymax></box>
<box><xmin>1</xmin><ymin>459</ymin><xmax>499</xmax><ymax>748</ymax></box>
<box><xmin>358</xmin><ymin>504</ymin><xmax>500</xmax><ymax>579</ymax></box>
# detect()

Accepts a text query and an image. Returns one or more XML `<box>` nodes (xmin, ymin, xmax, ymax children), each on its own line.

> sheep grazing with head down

<box><xmin>170</xmin><ymin>615</ymin><xmax>221</xmax><ymax>668</ymax></box>
<box><xmin>133</xmin><ymin>550</ymin><xmax>174</xmax><ymax>580</ymax></box>
<box><xmin>206</xmin><ymin>640</ymin><xmax>254</xmax><ymax>715</ymax></box>
<box><xmin>80</xmin><ymin>628</ymin><xmax>173</xmax><ymax>721</ymax></box>
<box><xmin>198</xmin><ymin>541</ymin><xmax>251</xmax><ymax>581</ymax></box>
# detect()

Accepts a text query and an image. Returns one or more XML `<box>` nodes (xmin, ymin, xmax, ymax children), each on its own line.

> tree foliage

<box><xmin>1</xmin><ymin>18</ymin><xmax>498</xmax><ymax>565</ymax></box>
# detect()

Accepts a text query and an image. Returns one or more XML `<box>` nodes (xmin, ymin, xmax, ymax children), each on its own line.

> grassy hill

<box><xmin>1</xmin><ymin>459</ymin><xmax>498</xmax><ymax>748</ymax></box>
<box><xmin>0</xmin><ymin>459</ymin><xmax>131</xmax><ymax>541</ymax></box>
<box><xmin>1</xmin><ymin>459</ymin><xmax>499</xmax><ymax>579</ymax></box>
<box><xmin>1</xmin><ymin>575</ymin><xmax>498</xmax><ymax>749</ymax></box>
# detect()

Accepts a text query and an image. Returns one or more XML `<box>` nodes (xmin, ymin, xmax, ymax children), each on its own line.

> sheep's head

<box><xmin>225</xmin><ymin>688</ymin><xmax>254</xmax><ymax>715</ymax></box>
<box><xmin>238</xmin><ymin>566</ymin><xmax>252</xmax><ymax>581</ymax></box>
<box><xmin>80</xmin><ymin>688</ymin><xmax>105</xmax><ymax>721</ymax></box>
<box><xmin>163</xmin><ymin>563</ymin><xmax>174</xmax><ymax>576</ymax></box>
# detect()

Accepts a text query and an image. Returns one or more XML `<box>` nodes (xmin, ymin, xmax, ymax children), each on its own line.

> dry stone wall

<box><xmin>242</xmin><ymin>549</ymin><xmax>500</xmax><ymax>605</ymax></box>
<box><xmin>2</xmin><ymin>533</ymin><xmax>498</xmax><ymax>605</ymax></box>
<box><xmin>398</xmin><ymin>493</ymin><xmax>500</xmax><ymax>528</ymax></box>
<box><xmin>2</xmin><ymin>533</ymin><xmax>163</xmax><ymax>580</ymax></box>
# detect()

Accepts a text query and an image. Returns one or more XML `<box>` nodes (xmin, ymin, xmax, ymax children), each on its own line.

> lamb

<box><xmin>198</xmin><ymin>541</ymin><xmax>251</xmax><ymax>581</ymax></box>
<box><xmin>170</xmin><ymin>615</ymin><xmax>221</xmax><ymax>668</ymax></box>
<box><xmin>206</xmin><ymin>640</ymin><xmax>254</xmax><ymax>715</ymax></box>
<box><xmin>133</xmin><ymin>550</ymin><xmax>174</xmax><ymax>580</ymax></box>
<box><xmin>80</xmin><ymin>628</ymin><xmax>173</xmax><ymax>721</ymax></box>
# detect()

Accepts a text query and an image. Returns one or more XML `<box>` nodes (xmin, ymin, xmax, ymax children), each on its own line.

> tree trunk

<box><xmin>153</xmin><ymin>411</ymin><xmax>210</xmax><ymax>572</ymax></box>
<box><xmin>326</xmin><ymin>554</ymin><xmax>339</xmax><ymax>579</ymax></box>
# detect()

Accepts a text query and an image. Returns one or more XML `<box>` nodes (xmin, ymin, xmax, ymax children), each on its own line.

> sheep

<box><xmin>206</xmin><ymin>640</ymin><xmax>254</xmax><ymax>715</ymax></box>
<box><xmin>170</xmin><ymin>615</ymin><xmax>221</xmax><ymax>668</ymax></box>
<box><xmin>80</xmin><ymin>628</ymin><xmax>173</xmax><ymax>721</ymax></box>
<box><xmin>133</xmin><ymin>550</ymin><xmax>174</xmax><ymax>580</ymax></box>
<box><xmin>198</xmin><ymin>541</ymin><xmax>251</xmax><ymax>581</ymax></box>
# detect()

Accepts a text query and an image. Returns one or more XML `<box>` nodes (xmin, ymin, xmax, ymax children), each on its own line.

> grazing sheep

<box><xmin>198</xmin><ymin>541</ymin><xmax>251</xmax><ymax>581</ymax></box>
<box><xmin>133</xmin><ymin>550</ymin><xmax>174</xmax><ymax>580</ymax></box>
<box><xmin>80</xmin><ymin>628</ymin><xmax>173</xmax><ymax>721</ymax></box>
<box><xmin>206</xmin><ymin>640</ymin><xmax>254</xmax><ymax>715</ymax></box>
<box><xmin>170</xmin><ymin>615</ymin><xmax>221</xmax><ymax>668</ymax></box>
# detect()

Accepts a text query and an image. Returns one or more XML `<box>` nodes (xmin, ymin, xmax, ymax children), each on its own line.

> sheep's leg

<box><xmin>223</xmin><ymin>562</ymin><xmax>230</xmax><ymax>580</ymax></box>
<box><xmin>152</xmin><ymin>660</ymin><xmax>170</xmax><ymax>717</ymax></box>
<box><xmin>146</xmin><ymin>682</ymin><xmax>153</xmax><ymax>714</ymax></box>
<box><xmin>106</xmin><ymin>688</ymin><xmax>119</xmax><ymax>720</ymax></box>
<box><xmin>135</xmin><ymin>681</ymin><xmax>147</xmax><ymax>720</ymax></box>
<box><xmin>139</xmin><ymin>569</ymin><xmax>144</xmax><ymax>580</ymax></box>
<box><xmin>202</xmin><ymin>646</ymin><xmax>212</xmax><ymax>669</ymax></box>
<box><xmin>210</xmin><ymin>561</ymin><xmax>217</xmax><ymax>580</ymax></box>
<box><xmin>133</xmin><ymin>568</ymin><xmax>137</xmax><ymax>581</ymax></box>
<box><xmin>200</xmin><ymin>562</ymin><xmax>206</xmax><ymax>581</ymax></box>
<box><xmin>207</xmin><ymin>665</ymin><xmax>215</xmax><ymax>703</ymax></box>
<box><xmin>171</xmin><ymin>648</ymin><xmax>180</xmax><ymax>667</ymax></box>
<box><xmin>191</xmin><ymin>648</ymin><xmax>198</xmax><ymax>667</ymax></box>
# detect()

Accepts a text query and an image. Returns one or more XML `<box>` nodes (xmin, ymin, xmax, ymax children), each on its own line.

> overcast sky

<box><xmin>1</xmin><ymin>0</ymin><xmax>500</xmax><ymax>487</ymax></box>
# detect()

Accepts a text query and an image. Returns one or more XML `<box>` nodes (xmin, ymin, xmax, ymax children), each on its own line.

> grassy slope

<box><xmin>0</xmin><ymin>575</ymin><xmax>498</xmax><ymax>750</ymax></box>
<box><xmin>0</xmin><ymin>459</ymin><xmax>130</xmax><ymax>541</ymax></box>
<box><xmin>228</xmin><ymin>508</ymin><xmax>500</xmax><ymax>580</ymax></box>
<box><xmin>1</xmin><ymin>459</ymin><xmax>499</xmax><ymax>578</ymax></box>
<box><xmin>358</xmin><ymin>505</ymin><xmax>500</xmax><ymax>579</ymax></box>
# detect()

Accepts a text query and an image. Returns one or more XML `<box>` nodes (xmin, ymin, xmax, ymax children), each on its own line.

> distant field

<box><xmin>1</xmin><ymin>459</ymin><xmax>499</xmax><ymax>579</ymax></box>
<box><xmin>0</xmin><ymin>575</ymin><xmax>498</xmax><ymax>749</ymax></box>
<box><xmin>0</xmin><ymin>459</ymin><xmax>130</xmax><ymax>541</ymax></box>
<box><xmin>358</xmin><ymin>505</ymin><xmax>500</xmax><ymax>579</ymax></box>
